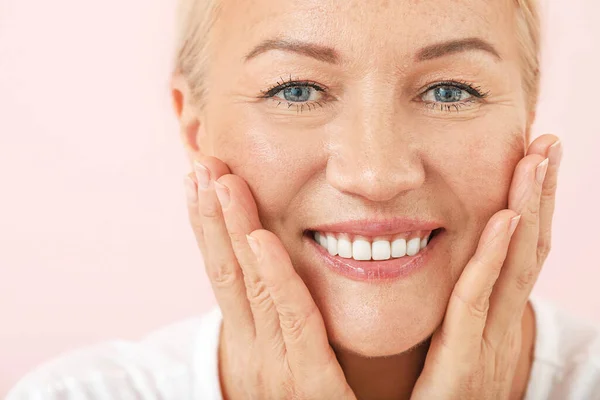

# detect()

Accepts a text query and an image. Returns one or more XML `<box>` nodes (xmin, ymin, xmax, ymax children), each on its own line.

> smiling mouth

<box><xmin>306</xmin><ymin>228</ymin><xmax>443</xmax><ymax>262</ymax></box>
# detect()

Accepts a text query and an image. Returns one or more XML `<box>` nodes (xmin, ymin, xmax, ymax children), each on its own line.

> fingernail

<box><xmin>246</xmin><ymin>234</ymin><xmax>261</xmax><ymax>258</ymax></box>
<box><xmin>214</xmin><ymin>181</ymin><xmax>231</xmax><ymax>208</ymax></box>
<box><xmin>184</xmin><ymin>176</ymin><xmax>197</xmax><ymax>203</ymax></box>
<box><xmin>535</xmin><ymin>158</ymin><xmax>549</xmax><ymax>185</ymax></box>
<box><xmin>548</xmin><ymin>140</ymin><xmax>563</xmax><ymax>167</ymax></box>
<box><xmin>509</xmin><ymin>215</ymin><xmax>521</xmax><ymax>237</ymax></box>
<box><xmin>194</xmin><ymin>161</ymin><xmax>210</xmax><ymax>190</ymax></box>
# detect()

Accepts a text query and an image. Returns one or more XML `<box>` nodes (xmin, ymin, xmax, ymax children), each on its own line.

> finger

<box><xmin>247</xmin><ymin>230</ymin><xmax>341</xmax><ymax>379</ymax></box>
<box><xmin>213</xmin><ymin>175</ymin><xmax>283</xmax><ymax>347</ymax></box>
<box><xmin>438</xmin><ymin>210</ymin><xmax>519</xmax><ymax>363</ymax></box>
<box><xmin>186</xmin><ymin>156</ymin><xmax>232</xmax><ymax>253</ymax></box>
<box><xmin>187</xmin><ymin>158</ymin><xmax>254</xmax><ymax>340</ymax></box>
<box><xmin>185</xmin><ymin>173</ymin><xmax>207</xmax><ymax>254</ymax></box>
<box><xmin>485</xmin><ymin>154</ymin><xmax>547</xmax><ymax>343</ymax></box>
<box><xmin>526</xmin><ymin>134</ymin><xmax>562</xmax><ymax>263</ymax></box>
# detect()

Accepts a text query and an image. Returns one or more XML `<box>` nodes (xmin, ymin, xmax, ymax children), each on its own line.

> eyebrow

<box><xmin>243</xmin><ymin>37</ymin><xmax>501</xmax><ymax>64</ymax></box>
<box><xmin>415</xmin><ymin>37</ymin><xmax>501</xmax><ymax>62</ymax></box>
<box><xmin>244</xmin><ymin>39</ymin><xmax>340</xmax><ymax>64</ymax></box>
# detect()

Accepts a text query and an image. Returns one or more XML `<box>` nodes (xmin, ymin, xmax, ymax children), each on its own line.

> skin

<box><xmin>172</xmin><ymin>0</ymin><xmax>563</xmax><ymax>398</ymax></box>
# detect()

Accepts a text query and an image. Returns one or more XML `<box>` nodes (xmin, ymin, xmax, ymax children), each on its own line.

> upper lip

<box><xmin>307</xmin><ymin>217</ymin><xmax>443</xmax><ymax>237</ymax></box>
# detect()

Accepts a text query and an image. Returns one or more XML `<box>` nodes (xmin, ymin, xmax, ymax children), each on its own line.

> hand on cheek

<box><xmin>412</xmin><ymin>134</ymin><xmax>562</xmax><ymax>399</ymax></box>
<box><xmin>183</xmin><ymin>156</ymin><xmax>355</xmax><ymax>400</ymax></box>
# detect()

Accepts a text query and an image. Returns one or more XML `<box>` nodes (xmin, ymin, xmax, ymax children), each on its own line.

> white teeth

<box><xmin>319</xmin><ymin>232</ymin><xmax>328</xmax><ymax>248</ymax></box>
<box><xmin>338</xmin><ymin>236</ymin><xmax>353</xmax><ymax>258</ymax></box>
<box><xmin>372</xmin><ymin>240</ymin><xmax>391</xmax><ymax>260</ymax></box>
<box><xmin>352</xmin><ymin>239</ymin><xmax>371</xmax><ymax>261</ymax></box>
<box><xmin>327</xmin><ymin>234</ymin><xmax>338</xmax><ymax>256</ymax></box>
<box><xmin>391</xmin><ymin>238</ymin><xmax>407</xmax><ymax>258</ymax></box>
<box><xmin>406</xmin><ymin>237</ymin><xmax>421</xmax><ymax>256</ymax></box>
<box><xmin>314</xmin><ymin>231</ymin><xmax>432</xmax><ymax>261</ymax></box>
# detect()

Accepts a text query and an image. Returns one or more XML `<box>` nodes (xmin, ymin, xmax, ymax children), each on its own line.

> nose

<box><xmin>326</xmin><ymin>99</ymin><xmax>425</xmax><ymax>203</ymax></box>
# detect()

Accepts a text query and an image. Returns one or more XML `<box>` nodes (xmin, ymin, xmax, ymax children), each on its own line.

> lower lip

<box><xmin>305</xmin><ymin>231</ymin><xmax>442</xmax><ymax>282</ymax></box>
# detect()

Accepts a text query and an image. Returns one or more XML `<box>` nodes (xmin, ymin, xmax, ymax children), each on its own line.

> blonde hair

<box><xmin>515</xmin><ymin>0</ymin><xmax>542</xmax><ymax>114</ymax></box>
<box><xmin>174</xmin><ymin>0</ymin><xmax>221</xmax><ymax>110</ymax></box>
<box><xmin>174</xmin><ymin>0</ymin><xmax>541</xmax><ymax>114</ymax></box>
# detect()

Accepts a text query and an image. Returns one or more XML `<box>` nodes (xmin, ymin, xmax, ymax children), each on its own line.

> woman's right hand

<box><xmin>184</xmin><ymin>156</ymin><xmax>355</xmax><ymax>400</ymax></box>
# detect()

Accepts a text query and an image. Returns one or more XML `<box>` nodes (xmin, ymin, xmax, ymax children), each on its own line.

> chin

<box><xmin>315</xmin><ymin>293</ymin><xmax>447</xmax><ymax>357</ymax></box>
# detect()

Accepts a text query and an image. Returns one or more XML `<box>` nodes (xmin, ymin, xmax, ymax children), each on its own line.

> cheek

<box><xmin>466</xmin><ymin>130</ymin><xmax>525</xmax><ymax>209</ymax></box>
<box><xmin>432</xmin><ymin>123</ymin><xmax>525</xmax><ymax>226</ymax></box>
<box><xmin>422</xmin><ymin>125</ymin><xmax>525</xmax><ymax>283</ymax></box>
<box><xmin>204</xmin><ymin>105</ymin><xmax>325</xmax><ymax>229</ymax></box>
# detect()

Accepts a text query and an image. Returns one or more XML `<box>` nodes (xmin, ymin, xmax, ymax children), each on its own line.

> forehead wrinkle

<box><xmin>221</xmin><ymin>0</ymin><xmax>331</xmax><ymax>33</ymax></box>
<box><xmin>218</xmin><ymin>0</ymin><xmax>518</xmax><ymax>76</ymax></box>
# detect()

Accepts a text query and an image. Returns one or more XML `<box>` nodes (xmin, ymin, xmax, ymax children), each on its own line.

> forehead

<box><xmin>216</xmin><ymin>0</ymin><xmax>517</xmax><ymax>64</ymax></box>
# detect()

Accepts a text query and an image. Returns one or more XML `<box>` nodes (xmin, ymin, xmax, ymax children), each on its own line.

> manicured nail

<box><xmin>194</xmin><ymin>161</ymin><xmax>210</xmax><ymax>190</ymax></box>
<box><xmin>246</xmin><ymin>234</ymin><xmax>261</xmax><ymax>258</ymax></box>
<box><xmin>548</xmin><ymin>140</ymin><xmax>563</xmax><ymax>167</ymax></box>
<box><xmin>214</xmin><ymin>181</ymin><xmax>231</xmax><ymax>208</ymax></box>
<box><xmin>184</xmin><ymin>176</ymin><xmax>197</xmax><ymax>203</ymax></box>
<box><xmin>535</xmin><ymin>158</ymin><xmax>549</xmax><ymax>185</ymax></box>
<box><xmin>509</xmin><ymin>215</ymin><xmax>521</xmax><ymax>237</ymax></box>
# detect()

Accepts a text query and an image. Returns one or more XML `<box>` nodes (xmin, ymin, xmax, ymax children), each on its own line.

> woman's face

<box><xmin>190</xmin><ymin>0</ymin><xmax>529</xmax><ymax>357</ymax></box>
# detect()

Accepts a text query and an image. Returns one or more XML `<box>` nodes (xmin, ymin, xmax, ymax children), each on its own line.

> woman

<box><xmin>7</xmin><ymin>0</ymin><xmax>600</xmax><ymax>399</ymax></box>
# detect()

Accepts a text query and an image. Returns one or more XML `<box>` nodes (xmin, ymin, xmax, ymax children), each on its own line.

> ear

<box><xmin>171</xmin><ymin>71</ymin><xmax>207</xmax><ymax>161</ymax></box>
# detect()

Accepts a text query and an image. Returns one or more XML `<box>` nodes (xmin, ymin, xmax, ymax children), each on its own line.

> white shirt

<box><xmin>6</xmin><ymin>296</ymin><xmax>600</xmax><ymax>400</ymax></box>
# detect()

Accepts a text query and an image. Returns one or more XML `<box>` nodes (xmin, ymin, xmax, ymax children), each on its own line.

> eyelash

<box><xmin>419</xmin><ymin>80</ymin><xmax>491</xmax><ymax>113</ymax></box>
<box><xmin>258</xmin><ymin>76</ymin><xmax>490</xmax><ymax>114</ymax></box>
<box><xmin>258</xmin><ymin>75</ymin><xmax>330</xmax><ymax>113</ymax></box>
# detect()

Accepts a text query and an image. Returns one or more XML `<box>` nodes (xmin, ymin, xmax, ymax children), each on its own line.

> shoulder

<box><xmin>6</xmin><ymin>308</ymin><xmax>223</xmax><ymax>400</ymax></box>
<box><xmin>526</xmin><ymin>295</ymin><xmax>600</xmax><ymax>400</ymax></box>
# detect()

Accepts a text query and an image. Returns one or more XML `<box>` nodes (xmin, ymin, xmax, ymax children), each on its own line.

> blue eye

<box><xmin>282</xmin><ymin>86</ymin><xmax>310</xmax><ymax>102</ymax></box>
<box><xmin>275</xmin><ymin>85</ymin><xmax>321</xmax><ymax>103</ymax></box>
<box><xmin>422</xmin><ymin>85</ymin><xmax>472</xmax><ymax>103</ymax></box>
<box><xmin>260</xmin><ymin>79</ymin><xmax>329</xmax><ymax>113</ymax></box>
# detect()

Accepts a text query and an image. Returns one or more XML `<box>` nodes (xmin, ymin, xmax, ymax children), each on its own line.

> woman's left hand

<box><xmin>411</xmin><ymin>134</ymin><xmax>563</xmax><ymax>400</ymax></box>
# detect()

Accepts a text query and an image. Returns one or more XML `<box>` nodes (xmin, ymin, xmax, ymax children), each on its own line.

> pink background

<box><xmin>0</xmin><ymin>0</ymin><xmax>599</xmax><ymax>395</ymax></box>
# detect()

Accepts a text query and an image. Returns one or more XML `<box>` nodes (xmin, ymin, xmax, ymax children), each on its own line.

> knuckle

<box><xmin>280</xmin><ymin>315</ymin><xmax>307</xmax><ymax>342</ymax></box>
<box><xmin>210</xmin><ymin>265</ymin><xmax>240</xmax><ymax>288</ymax></box>
<box><xmin>537</xmin><ymin>235</ymin><xmax>552</xmax><ymax>260</ymax></box>
<box><xmin>542</xmin><ymin>179</ymin><xmax>558</xmax><ymax>196</ymax></box>
<box><xmin>468</xmin><ymin>300</ymin><xmax>490</xmax><ymax>321</ymax></box>
<box><xmin>279</xmin><ymin>306</ymin><xmax>316</xmax><ymax>342</ymax></box>
<box><xmin>524</xmin><ymin>200</ymin><xmax>540</xmax><ymax>221</ymax></box>
<box><xmin>252</xmin><ymin>370</ymin><xmax>266</xmax><ymax>392</ymax></box>
<box><xmin>454</xmin><ymin>292</ymin><xmax>490</xmax><ymax>321</ymax></box>
<box><xmin>200</xmin><ymin>198</ymin><xmax>222</xmax><ymax>219</ymax></box>
<box><xmin>264</xmin><ymin>277</ymin><xmax>286</xmax><ymax>298</ymax></box>
<box><xmin>283</xmin><ymin>382</ymin><xmax>300</xmax><ymax>400</ymax></box>
<box><xmin>537</xmin><ymin>242</ymin><xmax>551</xmax><ymax>261</ymax></box>
<box><xmin>515</xmin><ymin>267</ymin><xmax>537</xmax><ymax>291</ymax></box>
<box><xmin>246</xmin><ymin>280</ymin><xmax>273</xmax><ymax>310</ymax></box>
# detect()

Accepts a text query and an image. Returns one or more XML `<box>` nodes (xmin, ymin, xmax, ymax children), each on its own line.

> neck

<box><xmin>334</xmin><ymin>301</ymin><xmax>536</xmax><ymax>400</ymax></box>
<box><xmin>334</xmin><ymin>339</ymin><xmax>430</xmax><ymax>400</ymax></box>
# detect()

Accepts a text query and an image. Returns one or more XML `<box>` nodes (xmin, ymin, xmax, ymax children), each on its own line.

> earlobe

<box><xmin>171</xmin><ymin>72</ymin><xmax>203</xmax><ymax>155</ymax></box>
<box><xmin>183</xmin><ymin>119</ymin><xmax>202</xmax><ymax>154</ymax></box>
